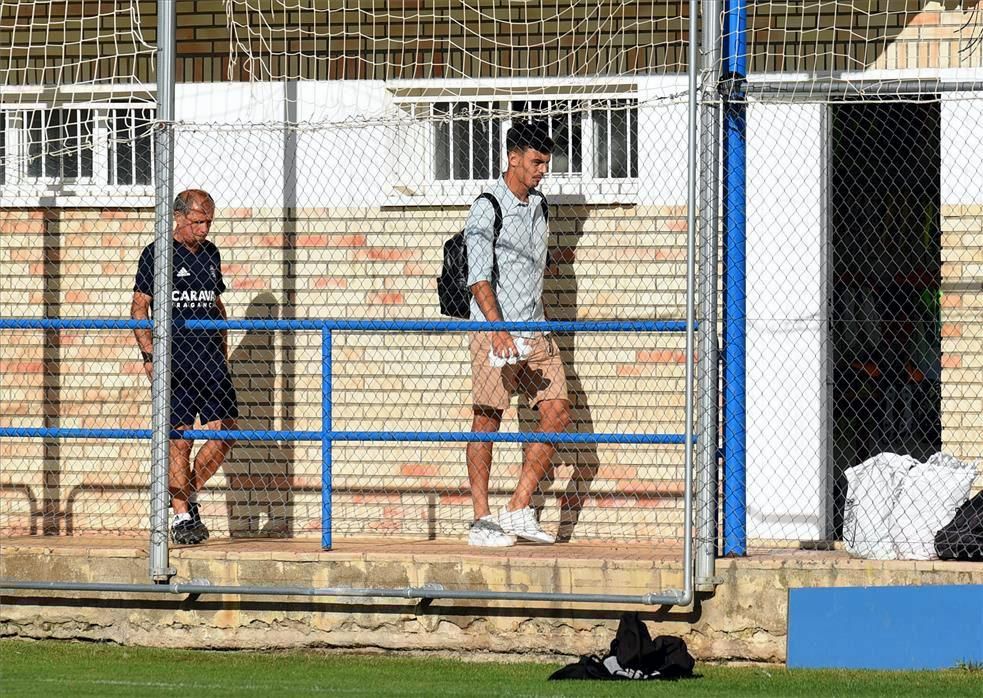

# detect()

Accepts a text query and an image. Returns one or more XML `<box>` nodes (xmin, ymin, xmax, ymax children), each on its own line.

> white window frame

<box><xmin>0</xmin><ymin>86</ymin><xmax>156</xmax><ymax>207</ymax></box>
<box><xmin>388</xmin><ymin>79</ymin><xmax>640</xmax><ymax>205</ymax></box>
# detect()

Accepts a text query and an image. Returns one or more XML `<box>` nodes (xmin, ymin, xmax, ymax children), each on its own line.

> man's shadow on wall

<box><xmin>224</xmin><ymin>293</ymin><xmax>293</xmax><ymax>537</ymax></box>
<box><xmin>518</xmin><ymin>200</ymin><xmax>599</xmax><ymax>543</ymax></box>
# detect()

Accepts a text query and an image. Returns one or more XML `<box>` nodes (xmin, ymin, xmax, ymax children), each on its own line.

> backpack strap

<box><xmin>477</xmin><ymin>191</ymin><xmax>545</xmax><ymax>233</ymax></box>
<box><xmin>476</xmin><ymin>192</ymin><xmax>503</xmax><ymax>284</ymax></box>
<box><xmin>476</xmin><ymin>192</ymin><xmax>503</xmax><ymax>244</ymax></box>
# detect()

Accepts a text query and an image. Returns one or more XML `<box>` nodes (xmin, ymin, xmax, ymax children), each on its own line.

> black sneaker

<box><xmin>171</xmin><ymin>517</ymin><xmax>207</xmax><ymax>545</ymax></box>
<box><xmin>188</xmin><ymin>501</ymin><xmax>210</xmax><ymax>542</ymax></box>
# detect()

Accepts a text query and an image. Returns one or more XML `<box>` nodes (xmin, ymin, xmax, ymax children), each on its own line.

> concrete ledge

<box><xmin>2</xmin><ymin>537</ymin><xmax>982</xmax><ymax>661</ymax></box>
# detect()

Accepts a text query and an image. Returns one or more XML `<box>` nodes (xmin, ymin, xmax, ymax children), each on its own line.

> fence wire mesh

<box><xmin>3</xmin><ymin>0</ymin><xmax>983</xmax><ymax>595</ymax></box>
<box><xmin>1</xmin><ymin>103</ymin><xmax>694</xmax><ymax>545</ymax></box>
<box><xmin>711</xmin><ymin>1</ymin><xmax>983</xmax><ymax>558</ymax></box>
<box><xmin>737</xmin><ymin>92</ymin><xmax>983</xmax><ymax>555</ymax></box>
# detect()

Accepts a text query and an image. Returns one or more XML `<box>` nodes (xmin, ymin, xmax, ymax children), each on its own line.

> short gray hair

<box><xmin>173</xmin><ymin>189</ymin><xmax>215</xmax><ymax>214</ymax></box>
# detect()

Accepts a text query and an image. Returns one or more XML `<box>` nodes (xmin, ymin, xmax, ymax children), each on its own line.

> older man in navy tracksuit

<box><xmin>130</xmin><ymin>189</ymin><xmax>237</xmax><ymax>545</ymax></box>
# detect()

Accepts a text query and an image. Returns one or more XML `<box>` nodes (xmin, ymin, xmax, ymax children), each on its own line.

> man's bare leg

<box><xmin>467</xmin><ymin>408</ymin><xmax>502</xmax><ymax>519</ymax></box>
<box><xmin>508</xmin><ymin>399</ymin><xmax>570</xmax><ymax>512</ymax></box>
<box><xmin>169</xmin><ymin>430</ymin><xmax>193</xmax><ymax>515</ymax></box>
<box><xmin>191</xmin><ymin>417</ymin><xmax>237</xmax><ymax>494</ymax></box>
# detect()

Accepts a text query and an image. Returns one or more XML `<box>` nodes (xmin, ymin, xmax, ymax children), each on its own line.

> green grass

<box><xmin>1</xmin><ymin>639</ymin><xmax>981</xmax><ymax>697</ymax></box>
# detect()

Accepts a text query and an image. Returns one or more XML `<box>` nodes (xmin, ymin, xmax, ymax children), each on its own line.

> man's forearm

<box><xmin>130</xmin><ymin>297</ymin><xmax>153</xmax><ymax>355</ymax></box>
<box><xmin>469</xmin><ymin>280</ymin><xmax>516</xmax><ymax>358</ymax></box>
<box><xmin>469</xmin><ymin>281</ymin><xmax>503</xmax><ymax>322</ymax></box>
<box><xmin>133</xmin><ymin>329</ymin><xmax>153</xmax><ymax>354</ymax></box>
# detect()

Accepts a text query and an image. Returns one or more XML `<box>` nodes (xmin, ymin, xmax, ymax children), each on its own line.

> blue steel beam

<box><xmin>721</xmin><ymin>0</ymin><xmax>748</xmax><ymax>556</ymax></box>
<box><xmin>0</xmin><ymin>314</ymin><xmax>699</xmax><ymax>556</ymax></box>
<box><xmin>183</xmin><ymin>319</ymin><xmax>690</xmax><ymax>333</ymax></box>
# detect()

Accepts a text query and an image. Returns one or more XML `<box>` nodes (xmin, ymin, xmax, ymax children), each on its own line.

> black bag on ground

<box><xmin>549</xmin><ymin>611</ymin><xmax>695</xmax><ymax>681</ymax></box>
<box><xmin>935</xmin><ymin>490</ymin><xmax>983</xmax><ymax>561</ymax></box>
<box><xmin>436</xmin><ymin>192</ymin><xmax>549</xmax><ymax>318</ymax></box>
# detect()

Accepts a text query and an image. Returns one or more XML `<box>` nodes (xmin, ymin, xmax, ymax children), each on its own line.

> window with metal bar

<box><xmin>593</xmin><ymin>99</ymin><xmax>638</xmax><ymax>179</ymax></box>
<box><xmin>434</xmin><ymin>101</ymin><xmax>503</xmax><ymax>181</ymax></box>
<box><xmin>510</xmin><ymin>100</ymin><xmax>583</xmax><ymax>175</ymax></box>
<box><xmin>431</xmin><ymin>98</ymin><xmax>636</xmax><ymax>182</ymax></box>
<box><xmin>109</xmin><ymin>108</ymin><xmax>154</xmax><ymax>186</ymax></box>
<box><xmin>3</xmin><ymin>106</ymin><xmax>155</xmax><ymax>194</ymax></box>
<box><xmin>25</xmin><ymin>109</ymin><xmax>95</xmax><ymax>181</ymax></box>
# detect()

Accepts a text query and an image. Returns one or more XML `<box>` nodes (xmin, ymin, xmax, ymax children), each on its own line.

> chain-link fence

<box><xmin>2</xmin><ymin>1</ymin><xmax>983</xmax><ymax>599</ymax></box>
<box><xmin>1</xmin><ymin>1</ymin><xmax>700</xmax><ymax>601</ymax></box>
<box><xmin>737</xmin><ymin>91</ymin><xmax>983</xmax><ymax>554</ymax></box>
<box><xmin>156</xmin><ymin>99</ymin><xmax>695</xmax><ymax>545</ymax></box>
<box><xmin>0</xmin><ymin>112</ymin><xmax>695</xmax><ymax>534</ymax></box>
<box><xmin>731</xmin><ymin>1</ymin><xmax>983</xmax><ymax>554</ymax></box>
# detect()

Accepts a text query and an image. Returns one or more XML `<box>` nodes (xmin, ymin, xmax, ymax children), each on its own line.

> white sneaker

<box><xmin>498</xmin><ymin>506</ymin><xmax>555</xmax><ymax>544</ymax></box>
<box><xmin>468</xmin><ymin>515</ymin><xmax>516</xmax><ymax>548</ymax></box>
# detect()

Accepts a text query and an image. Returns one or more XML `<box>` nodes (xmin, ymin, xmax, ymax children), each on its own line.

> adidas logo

<box><xmin>176</xmin><ymin>267</ymin><xmax>190</xmax><ymax>278</ymax></box>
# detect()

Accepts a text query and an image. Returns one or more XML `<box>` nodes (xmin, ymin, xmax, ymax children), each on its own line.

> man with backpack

<box><xmin>463</xmin><ymin>121</ymin><xmax>571</xmax><ymax>547</ymax></box>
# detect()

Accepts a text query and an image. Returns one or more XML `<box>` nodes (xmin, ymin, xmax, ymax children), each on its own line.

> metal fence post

<box><xmin>696</xmin><ymin>0</ymin><xmax>722</xmax><ymax>585</ymax></box>
<box><xmin>677</xmin><ymin>0</ymin><xmax>701</xmax><ymax>606</ymax></box>
<box><xmin>150</xmin><ymin>0</ymin><xmax>177</xmax><ymax>582</ymax></box>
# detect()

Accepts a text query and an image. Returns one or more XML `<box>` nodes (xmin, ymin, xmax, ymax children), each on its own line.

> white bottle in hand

<box><xmin>488</xmin><ymin>336</ymin><xmax>533</xmax><ymax>368</ymax></box>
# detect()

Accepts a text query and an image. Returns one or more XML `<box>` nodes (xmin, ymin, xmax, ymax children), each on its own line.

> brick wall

<box><xmin>1</xmin><ymin>1</ymin><xmax>978</xmax><ymax>84</ymax></box>
<box><xmin>0</xmin><ymin>204</ymin><xmax>690</xmax><ymax>541</ymax></box>
<box><xmin>941</xmin><ymin>204</ymin><xmax>983</xmax><ymax>478</ymax></box>
<box><xmin>745</xmin><ymin>3</ymin><xmax>982</xmax><ymax>73</ymax></box>
<box><xmin>2</xmin><ymin>192</ymin><xmax>981</xmax><ymax>543</ymax></box>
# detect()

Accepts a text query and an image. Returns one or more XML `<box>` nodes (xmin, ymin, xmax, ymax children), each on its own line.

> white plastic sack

<box><xmin>843</xmin><ymin>453</ymin><xmax>917</xmax><ymax>560</ymax></box>
<box><xmin>889</xmin><ymin>452</ymin><xmax>977</xmax><ymax>560</ymax></box>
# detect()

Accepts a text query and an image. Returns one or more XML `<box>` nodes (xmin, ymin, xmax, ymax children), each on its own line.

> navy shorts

<box><xmin>170</xmin><ymin>357</ymin><xmax>239</xmax><ymax>429</ymax></box>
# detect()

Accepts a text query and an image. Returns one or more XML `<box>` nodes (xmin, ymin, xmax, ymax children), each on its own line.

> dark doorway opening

<box><xmin>828</xmin><ymin>100</ymin><xmax>943</xmax><ymax>538</ymax></box>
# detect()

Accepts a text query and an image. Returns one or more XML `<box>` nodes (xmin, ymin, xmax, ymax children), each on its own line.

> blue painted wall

<box><xmin>788</xmin><ymin>585</ymin><xmax>983</xmax><ymax>670</ymax></box>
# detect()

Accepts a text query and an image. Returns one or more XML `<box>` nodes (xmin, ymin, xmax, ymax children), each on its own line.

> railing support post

<box><xmin>321</xmin><ymin>327</ymin><xmax>333</xmax><ymax>550</ymax></box>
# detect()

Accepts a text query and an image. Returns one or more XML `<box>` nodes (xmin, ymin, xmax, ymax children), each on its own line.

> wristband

<box><xmin>141</xmin><ymin>350</ymin><xmax>153</xmax><ymax>363</ymax></box>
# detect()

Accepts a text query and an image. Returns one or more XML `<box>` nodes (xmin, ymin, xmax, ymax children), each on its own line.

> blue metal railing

<box><xmin>0</xmin><ymin>317</ymin><xmax>695</xmax><ymax>550</ymax></box>
<box><xmin>0</xmin><ymin>319</ymin><xmax>152</xmax><ymax>330</ymax></box>
<box><xmin>0</xmin><ymin>427</ymin><xmax>690</xmax><ymax>444</ymax></box>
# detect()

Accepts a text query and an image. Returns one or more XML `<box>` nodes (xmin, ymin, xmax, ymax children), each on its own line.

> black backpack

<box><xmin>437</xmin><ymin>192</ymin><xmax>548</xmax><ymax>318</ymax></box>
